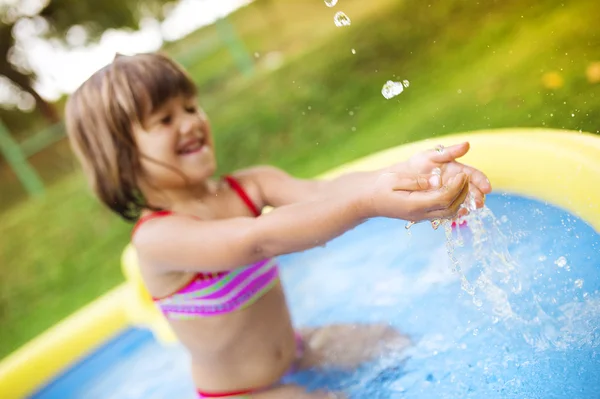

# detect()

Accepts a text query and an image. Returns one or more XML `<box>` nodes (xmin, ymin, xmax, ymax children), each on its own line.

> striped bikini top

<box><xmin>132</xmin><ymin>176</ymin><xmax>280</xmax><ymax>320</ymax></box>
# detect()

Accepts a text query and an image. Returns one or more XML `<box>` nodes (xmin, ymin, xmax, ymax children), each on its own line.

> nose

<box><xmin>179</xmin><ymin>114</ymin><xmax>197</xmax><ymax>135</ymax></box>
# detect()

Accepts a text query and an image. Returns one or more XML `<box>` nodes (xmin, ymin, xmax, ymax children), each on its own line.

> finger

<box><xmin>425</xmin><ymin>178</ymin><xmax>470</xmax><ymax>219</ymax></box>
<box><xmin>384</xmin><ymin>172</ymin><xmax>442</xmax><ymax>191</ymax></box>
<box><xmin>458</xmin><ymin>164</ymin><xmax>492</xmax><ymax>194</ymax></box>
<box><xmin>429</xmin><ymin>142</ymin><xmax>470</xmax><ymax>163</ymax></box>
<box><xmin>419</xmin><ymin>172</ymin><xmax>469</xmax><ymax>212</ymax></box>
<box><xmin>469</xmin><ymin>185</ymin><xmax>485</xmax><ymax>208</ymax></box>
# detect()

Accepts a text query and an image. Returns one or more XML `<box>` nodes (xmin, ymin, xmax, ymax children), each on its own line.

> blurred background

<box><xmin>0</xmin><ymin>0</ymin><xmax>598</xmax><ymax>359</ymax></box>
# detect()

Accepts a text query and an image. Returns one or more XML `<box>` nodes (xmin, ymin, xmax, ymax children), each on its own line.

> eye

<box><xmin>185</xmin><ymin>105</ymin><xmax>197</xmax><ymax>113</ymax></box>
<box><xmin>160</xmin><ymin>114</ymin><xmax>172</xmax><ymax>125</ymax></box>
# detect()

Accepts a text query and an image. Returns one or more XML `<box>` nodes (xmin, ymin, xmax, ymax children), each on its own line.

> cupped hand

<box><xmin>366</xmin><ymin>171</ymin><xmax>470</xmax><ymax>222</ymax></box>
<box><xmin>403</xmin><ymin>142</ymin><xmax>492</xmax><ymax>209</ymax></box>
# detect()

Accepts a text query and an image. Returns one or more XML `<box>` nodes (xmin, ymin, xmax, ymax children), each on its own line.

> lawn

<box><xmin>1</xmin><ymin>0</ymin><xmax>598</xmax><ymax>359</ymax></box>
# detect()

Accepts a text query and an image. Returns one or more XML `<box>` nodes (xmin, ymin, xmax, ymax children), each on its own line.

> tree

<box><xmin>0</xmin><ymin>0</ymin><xmax>175</xmax><ymax>123</ymax></box>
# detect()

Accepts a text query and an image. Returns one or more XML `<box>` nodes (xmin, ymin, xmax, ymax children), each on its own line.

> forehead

<box><xmin>108</xmin><ymin>54</ymin><xmax>198</xmax><ymax>123</ymax></box>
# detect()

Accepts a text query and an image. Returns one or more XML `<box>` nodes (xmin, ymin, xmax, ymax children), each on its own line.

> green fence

<box><xmin>0</xmin><ymin>120</ymin><xmax>60</xmax><ymax>198</ymax></box>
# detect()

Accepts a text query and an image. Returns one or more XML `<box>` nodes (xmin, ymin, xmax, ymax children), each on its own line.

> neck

<box><xmin>141</xmin><ymin>179</ymin><xmax>218</xmax><ymax>215</ymax></box>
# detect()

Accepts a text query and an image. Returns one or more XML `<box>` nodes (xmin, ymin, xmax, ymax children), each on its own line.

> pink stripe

<box><xmin>176</xmin><ymin>276</ymin><xmax>215</xmax><ymax>295</ymax></box>
<box><xmin>217</xmin><ymin>265</ymin><xmax>279</xmax><ymax>306</ymax></box>
<box><xmin>177</xmin><ymin>258</ymin><xmax>270</xmax><ymax>296</ymax></box>
<box><xmin>198</xmin><ymin>260</ymin><xmax>274</xmax><ymax>300</ymax></box>
<box><xmin>161</xmin><ymin>268</ymin><xmax>279</xmax><ymax>316</ymax></box>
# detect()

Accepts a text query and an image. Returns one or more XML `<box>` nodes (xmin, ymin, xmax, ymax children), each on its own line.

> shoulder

<box><xmin>132</xmin><ymin>212</ymin><xmax>187</xmax><ymax>246</ymax></box>
<box><xmin>225</xmin><ymin>165</ymin><xmax>290</xmax><ymax>206</ymax></box>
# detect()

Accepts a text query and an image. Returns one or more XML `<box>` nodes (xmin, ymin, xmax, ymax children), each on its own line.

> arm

<box><xmin>237</xmin><ymin>165</ymin><xmax>387</xmax><ymax>208</ymax></box>
<box><xmin>134</xmin><ymin>171</ymin><xmax>468</xmax><ymax>273</ymax></box>
<box><xmin>244</xmin><ymin>142</ymin><xmax>492</xmax><ymax>210</ymax></box>
<box><xmin>134</xmin><ymin>191</ymin><xmax>368</xmax><ymax>272</ymax></box>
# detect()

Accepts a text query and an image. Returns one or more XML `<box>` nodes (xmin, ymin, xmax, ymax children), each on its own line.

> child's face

<box><xmin>134</xmin><ymin>95</ymin><xmax>216</xmax><ymax>189</ymax></box>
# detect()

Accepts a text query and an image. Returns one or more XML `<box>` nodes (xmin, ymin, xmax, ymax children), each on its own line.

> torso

<box><xmin>133</xmin><ymin>175</ymin><xmax>297</xmax><ymax>392</ymax></box>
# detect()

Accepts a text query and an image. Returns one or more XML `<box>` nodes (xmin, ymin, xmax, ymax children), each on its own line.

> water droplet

<box><xmin>500</xmin><ymin>215</ymin><xmax>508</xmax><ymax>223</ymax></box>
<box><xmin>432</xmin><ymin>167</ymin><xmax>442</xmax><ymax>176</ymax></box>
<box><xmin>473</xmin><ymin>328</ymin><xmax>479</xmax><ymax>336</ymax></box>
<box><xmin>473</xmin><ymin>297</ymin><xmax>483</xmax><ymax>307</ymax></box>
<box><xmin>351</xmin><ymin>126</ymin><xmax>356</xmax><ymax>132</ymax></box>
<box><xmin>402</xmin><ymin>79</ymin><xmax>410</xmax><ymax>88</ymax></box>
<box><xmin>324</xmin><ymin>0</ymin><xmax>338</xmax><ymax>6</ymax></box>
<box><xmin>461</xmin><ymin>276</ymin><xmax>475</xmax><ymax>295</ymax></box>
<box><xmin>349</xmin><ymin>111</ymin><xmax>354</xmax><ymax>116</ymax></box>
<box><xmin>351</xmin><ymin>48</ymin><xmax>356</xmax><ymax>54</ymax></box>
<box><xmin>554</xmin><ymin>256</ymin><xmax>567</xmax><ymax>268</ymax></box>
<box><xmin>538</xmin><ymin>255</ymin><xmax>547</xmax><ymax>261</ymax></box>
<box><xmin>405</xmin><ymin>221</ymin><xmax>415</xmax><ymax>230</ymax></box>
<box><xmin>334</xmin><ymin>11</ymin><xmax>351</xmax><ymax>27</ymax></box>
<box><xmin>434</xmin><ymin>144</ymin><xmax>445</xmax><ymax>154</ymax></box>
<box><xmin>571</xmin><ymin>113</ymin><xmax>575</xmax><ymax>117</ymax></box>
<box><xmin>381</xmin><ymin>80</ymin><xmax>404</xmax><ymax>99</ymax></box>
<box><xmin>254</xmin><ymin>52</ymin><xmax>260</xmax><ymax>58</ymax></box>
<box><xmin>308</xmin><ymin>106</ymin><xmax>312</xmax><ymax>110</ymax></box>
<box><xmin>574</xmin><ymin>279</ymin><xmax>584</xmax><ymax>288</ymax></box>
<box><xmin>431</xmin><ymin>219</ymin><xmax>442</xmax><ymax>230</ymax></box>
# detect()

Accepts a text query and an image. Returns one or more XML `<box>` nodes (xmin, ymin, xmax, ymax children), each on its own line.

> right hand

<box><xmin>364</xmin><ymin>171</ymin><xmax>470</xmax><ymax>222</ymax></box>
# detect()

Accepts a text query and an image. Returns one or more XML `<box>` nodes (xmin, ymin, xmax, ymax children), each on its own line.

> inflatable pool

<box><xmin>1</xmin><ymin>129</ymin><xmax>599</xmax><ymax>398</ymax></box>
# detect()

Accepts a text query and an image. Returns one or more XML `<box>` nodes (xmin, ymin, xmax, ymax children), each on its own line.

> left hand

<box><xmin>394</xmin><ymin>142</ymin><xmax>492</xmax><ymax>210</ymax></box>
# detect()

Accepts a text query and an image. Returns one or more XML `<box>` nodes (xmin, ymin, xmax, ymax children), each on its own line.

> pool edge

<box><xmin>1</xmin><ymin>128</ymin><xmax>599</xmax><ymax>398</ymax></box>
<box><xmin>0</xmin><ymin>286</ymin><xmax>130</xmax><ymax>398</ymax></box>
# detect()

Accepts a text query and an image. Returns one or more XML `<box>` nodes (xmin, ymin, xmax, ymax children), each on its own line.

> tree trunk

<box><xmin>0</xmin><ymin>66</ymin><xmax>60</xmax><ymax>123</ymax></box>
<box><xmin>0</xmin><ymin>23</ymin><xmax>60</xmax><ymax>123</ymax></box>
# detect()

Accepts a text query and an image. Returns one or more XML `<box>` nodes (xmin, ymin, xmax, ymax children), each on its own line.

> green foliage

<box><xmin>0</xmin><ymin>0</ymin><xmax>175</xmax><ymax>127</ymax></box>
<box><xmin>36</xmin><ymin>0</ymin><xmax>174</xmax><ymax>42</ymax></box>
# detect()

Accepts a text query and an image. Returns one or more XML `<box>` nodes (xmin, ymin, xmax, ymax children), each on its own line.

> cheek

<box><xmin>138</xmin><ymin>151</ymin><xmax>180</xmax><ymax>181</ymax></box>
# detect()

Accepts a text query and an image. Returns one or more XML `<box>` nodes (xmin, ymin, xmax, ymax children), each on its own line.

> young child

<box><xmin>65</xmin><ymin>53</ymin><xmax>491</xmax><ymax>398</ymax></box>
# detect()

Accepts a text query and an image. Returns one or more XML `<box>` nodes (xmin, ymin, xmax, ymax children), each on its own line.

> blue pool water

<box><xmin>31</xmin><ymin>194</ymin><xmax>600</xmax><ymax>399</ymax></box>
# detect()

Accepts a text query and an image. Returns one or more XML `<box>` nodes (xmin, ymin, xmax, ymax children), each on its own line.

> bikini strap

<box><xmin>224</xmin><ymin>175</ymin><xmax>261</xmax><ymax>217</ymax></box>
<box><xmin>131</xmin><ymin>210</ymin><xmax>173</xmax><ymax>238</ymax></box>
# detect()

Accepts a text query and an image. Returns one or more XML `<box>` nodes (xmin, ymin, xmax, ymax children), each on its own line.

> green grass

<box><xmin>1</xmin><ymin>0</ymin><xmax>599</xmax><ymax>359</ymax></box>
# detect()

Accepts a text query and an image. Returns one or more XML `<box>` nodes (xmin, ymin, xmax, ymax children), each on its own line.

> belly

<box><xmin>167</xmin><ymin>280</ymin><xmax>297</xmax><ymax>392</ymax></box>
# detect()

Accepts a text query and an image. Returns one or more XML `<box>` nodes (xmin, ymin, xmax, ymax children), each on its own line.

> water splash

<box><xmin>324</xmin><ymin>0</ymin><xmax>338</xmax><ymax>7</ymax></box>
<box><xmin>434</xmin><ymin>192</ymin><xmax>598</xmax><ymax>352</ymax></box>
<box><xmin>435</xmin><ymin>144</ymin><xmax>445</xmax><ymax>154</ymax></box>
<box><xmin>444</xmin><ymin>220</ymin><xmax>461</xmax><ymax>274</ymax></box>
<box><xmin>334</xmin><ymin>11</ymin><xmax>351</xmax><ymax>27</ymax></box>
<box><xmin>555</xmin><ymin>256</ymin><xmax>567</xmax><ymax>268</ymax></box>
<box><xmin>381</xmin><ymin>80</ymin><xmax>405</xmax><ymax>99</ymax></box>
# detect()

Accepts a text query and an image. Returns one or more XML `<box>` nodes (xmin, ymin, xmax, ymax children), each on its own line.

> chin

<box><xmin>202</xmin><ymin>159</ymin><xmax>217</xmax><ymax>178</ymax></box>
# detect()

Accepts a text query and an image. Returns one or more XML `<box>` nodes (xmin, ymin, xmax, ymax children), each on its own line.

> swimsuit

<box><xmin>132</xmin><ymin>175</ymin><xmax>304</xmax><ymax>398</ymax></box>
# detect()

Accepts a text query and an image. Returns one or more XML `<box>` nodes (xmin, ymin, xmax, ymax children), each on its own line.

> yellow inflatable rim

<box><xmin>0</xmin><ymin>128</ymin><xmax>598</xmax><ymax>398</ymax></box>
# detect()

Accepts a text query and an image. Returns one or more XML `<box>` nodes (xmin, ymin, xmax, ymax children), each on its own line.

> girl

<box><xmin>65</xmin><ymin>53</ymin><xmax>491</xmax><ymax>398</ymax></box>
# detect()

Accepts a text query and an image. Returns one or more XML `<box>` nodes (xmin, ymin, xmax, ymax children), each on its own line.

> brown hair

<box><xmin>65</xmin><ymin>52</ymin><xmax>197</xmax><ymax>221</ymax></box>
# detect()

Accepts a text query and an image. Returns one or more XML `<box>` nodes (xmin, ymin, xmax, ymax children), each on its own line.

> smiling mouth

<box><xmin>177</xmin><ymin>137</ymin><xmax>207</xmax><ymax>155</ymax></box>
